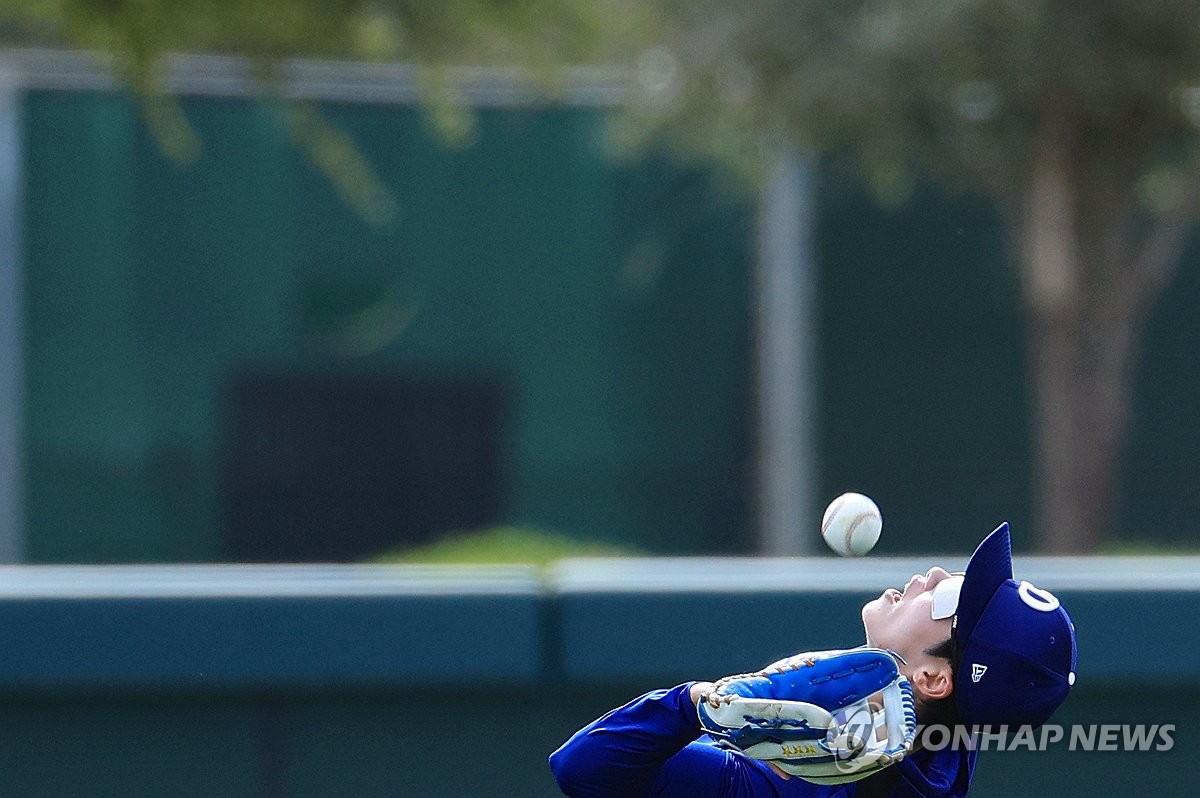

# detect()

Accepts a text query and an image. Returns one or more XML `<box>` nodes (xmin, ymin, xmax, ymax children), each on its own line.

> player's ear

<box><xmin>912</xmin><ymin>661</ymin><xmax>953</xmax><ymax>701</ymax></box>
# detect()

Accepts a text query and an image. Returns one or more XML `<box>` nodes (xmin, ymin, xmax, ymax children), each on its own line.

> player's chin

<box><xmin>860</xmin><ymin>594</ymin><xmax>886</xmax><ymax>629</ymax></box>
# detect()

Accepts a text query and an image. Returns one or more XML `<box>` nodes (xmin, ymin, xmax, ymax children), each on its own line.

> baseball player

<box><xmin>550</xmin><ymin>522</ymin><xmax>1077</xmax><ymax>797</ymax></box>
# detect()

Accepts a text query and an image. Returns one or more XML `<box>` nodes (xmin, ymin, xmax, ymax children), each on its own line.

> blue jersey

<box><xmin>550</xmin><ymin>683</ymin><xmax>976</xmax><ymax>798</ymax></box>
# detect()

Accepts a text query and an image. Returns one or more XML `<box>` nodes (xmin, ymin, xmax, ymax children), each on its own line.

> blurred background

<box><xmin>0</xmin><ymin>2</ymin><xmax>1197</xmax><ymax>796</ymax></box>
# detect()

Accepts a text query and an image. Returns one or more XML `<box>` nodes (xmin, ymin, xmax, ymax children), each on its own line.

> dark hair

<box><xmin>916</xmin><ymin>636</ymin><xmax>962</xmax><ymax>727</ymax></box>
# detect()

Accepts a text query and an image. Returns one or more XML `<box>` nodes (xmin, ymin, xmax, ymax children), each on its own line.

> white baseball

<box><xmin>821</xmin><ymin>493</ymin><xmax>882</xmax><ymax>556</ymax></box>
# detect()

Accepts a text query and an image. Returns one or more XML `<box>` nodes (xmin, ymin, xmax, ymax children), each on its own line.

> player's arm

<box><xmin>549</xmin><ymin>682</ymin><xmax>788</xmax><ymax>798</ymax></box>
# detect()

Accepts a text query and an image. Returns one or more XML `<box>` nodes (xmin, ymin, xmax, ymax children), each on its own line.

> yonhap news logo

<box><xmin>911</xmin><ymin>724</ymin><xmax>1176</xmax><ymax>753</ymax></box>
<box><xmin>826</xmin><ymin>722</ymin><xmax>1175</xmax><ymax>777</ymax></box>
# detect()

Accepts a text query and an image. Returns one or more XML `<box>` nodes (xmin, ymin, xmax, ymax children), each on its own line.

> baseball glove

<box><xmin>696</xmin><ymin>647</ymin><xmax>917</xmax><ymax>785</ymax></box>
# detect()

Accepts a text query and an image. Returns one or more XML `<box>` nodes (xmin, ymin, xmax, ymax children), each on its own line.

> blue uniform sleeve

<box><xmin>890</xmin><ymin>746</ymin><xmax>976</xmax><ymax>798</ymax></box>
<box><xmin>549</xmin><ymin>683</ymin><xmax>840</xmax><ymax>798</ymax></box>
<box><xmin>549</xmin><ymin>683</ymin><xmax>707</xmax><ymax>797</ymax></box>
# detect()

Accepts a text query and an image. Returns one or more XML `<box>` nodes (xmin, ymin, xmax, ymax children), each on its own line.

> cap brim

<box><xmin>954</xmin><ymin>522</ymin><xmax>1014</xmax><ymax>643</ymax></box>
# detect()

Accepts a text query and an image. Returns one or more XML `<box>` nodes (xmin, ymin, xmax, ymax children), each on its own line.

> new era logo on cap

<box><xmin>971</xmin><ymin>664</ymin><xmax>988</xmax><ymax>683</ymax></box>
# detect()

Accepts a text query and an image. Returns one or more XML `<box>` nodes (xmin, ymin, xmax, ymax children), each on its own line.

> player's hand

<box><xmin>689</xmin><ymin>681</ymin><xmax>716</xmax><ymax>708</ymax></box>
<box><xmin>691</xmin><ymin>680</ymin><xmax>792</xmax><ymax>779</ymax></box>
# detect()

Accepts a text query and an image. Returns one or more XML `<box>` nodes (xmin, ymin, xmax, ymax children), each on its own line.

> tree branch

<box><xmin>1125</xmin><ymin>151</ymin><xmax>1200</xmax><ymax>314</ymax></box>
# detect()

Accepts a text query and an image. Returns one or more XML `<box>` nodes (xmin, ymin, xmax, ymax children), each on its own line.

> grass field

<box><xmin>370</xmin><ymin>525</ymin><xmax>643</xmax><ymax>566</ymax></box>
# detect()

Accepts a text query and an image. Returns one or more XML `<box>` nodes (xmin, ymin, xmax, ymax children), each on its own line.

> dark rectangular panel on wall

<box><xmin>221</xmin><ymin>374</ymin><xmax>506</xmax><ymax>562</ymax></box>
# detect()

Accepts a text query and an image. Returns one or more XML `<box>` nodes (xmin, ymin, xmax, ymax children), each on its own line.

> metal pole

<box><xmin>755</xmin><ymin>150</ymin><xmax>816</xmax><ymax>556</ymax></box>
<box><xmin>0</xmin><ymin>64</ymin><xmax>23</xmax><ymax>563</ymax></box>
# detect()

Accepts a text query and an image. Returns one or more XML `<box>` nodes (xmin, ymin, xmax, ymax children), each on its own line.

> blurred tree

<box><xmin>0</xmin><ymin>0</ymin><xmax>646</xmax><ymax>71</ymax></box>
<box><xmin>0</xmin><ymin>0</ymin><xmax>657</xmax><ymax>207</ymax></box>
<box><xmin>631</xmin><ymin>1</ymin><xmax>1200</xmax><ymax>552</ymax></box>
<box><xmin>0</xmin><ymin>0</ymin><xmax>660</xmax><ymax>157</ymax></box>
<box><xmin>4</xmin><ymin>0</ymin><xmax>1199</xmax><ymax>551</ymax></box>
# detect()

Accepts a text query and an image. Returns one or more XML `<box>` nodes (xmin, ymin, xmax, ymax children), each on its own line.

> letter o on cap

<box><xmin>1018</xmin><ymin>581</ymin><xmax>1061</xmax><ymax>612</ymax></box>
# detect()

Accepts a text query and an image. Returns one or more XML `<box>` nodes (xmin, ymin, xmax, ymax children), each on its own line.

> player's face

<box><xmin>861</xmin><ymin>566</ymin><xmax>956</xmax><ymax>663</ymax></box>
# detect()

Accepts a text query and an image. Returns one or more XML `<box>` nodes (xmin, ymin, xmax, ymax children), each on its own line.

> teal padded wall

<box><xmin>20</xmin><ymin>89</ymin><xmax>752</xmax><ymax>562</ymax></box>
<box><xmin>0</xmin><ymin>563</ymin><xmax>1192</xmax><ymax>797</ymax></box>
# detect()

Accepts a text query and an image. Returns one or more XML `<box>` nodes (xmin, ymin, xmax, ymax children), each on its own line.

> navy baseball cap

<box><xmin>952</xmin><ymin>522</ymin><xmax>1077</xmax><ymax>729</ymax></box>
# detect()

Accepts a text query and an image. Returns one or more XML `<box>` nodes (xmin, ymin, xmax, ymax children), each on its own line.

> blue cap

<box><xmin>953</xmin><ymin>522</ymin><xmax>1077</xmax><ymax>729</ymax></box>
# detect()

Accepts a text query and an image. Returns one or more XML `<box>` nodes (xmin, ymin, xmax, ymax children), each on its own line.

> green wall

<box><xmin>815</xmin><ymin>164</ymin><xmax>1200</xmax><ymax>555</ymax></box>
<box><xmin>815</xmin><ymin>172</ymin><xmax>1031</xmax><ymax>554</ymax></box>
<box><xmin>18</xmin><ymin>83</ymin><xmax>1200</xmax><ymax>563</ymax></box>
<box><xmin>21</xmin><ymin>89</ymin><xmax>752</xmax><ymax>562</ymax></box>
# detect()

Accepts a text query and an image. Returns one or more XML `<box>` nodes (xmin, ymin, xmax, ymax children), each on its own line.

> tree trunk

<box><xmin>1018</xmin><ymin>123</ymin><xmax>1132</xmax><ymax>553</ymax></box>
<box><xmin>1017</xmin><ymin>121</ymin><xmax>1190</xmax><ymax>553</ymax></box>
<box><xmin>1026</xmin><ymin>305</ymin><xmax>1139</xmax><ymax>553</ymax></box>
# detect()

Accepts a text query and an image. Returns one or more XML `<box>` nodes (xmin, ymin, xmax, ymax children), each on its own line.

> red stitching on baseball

<box><xmin>843</xmin><ymin>512</ymin><xmax>873</xmax><ymax>554</ymax></box>
<box><xmin>821</xmin><ymin>496</ymin><xmax>847</xmax><ymax>537</ymax></box>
